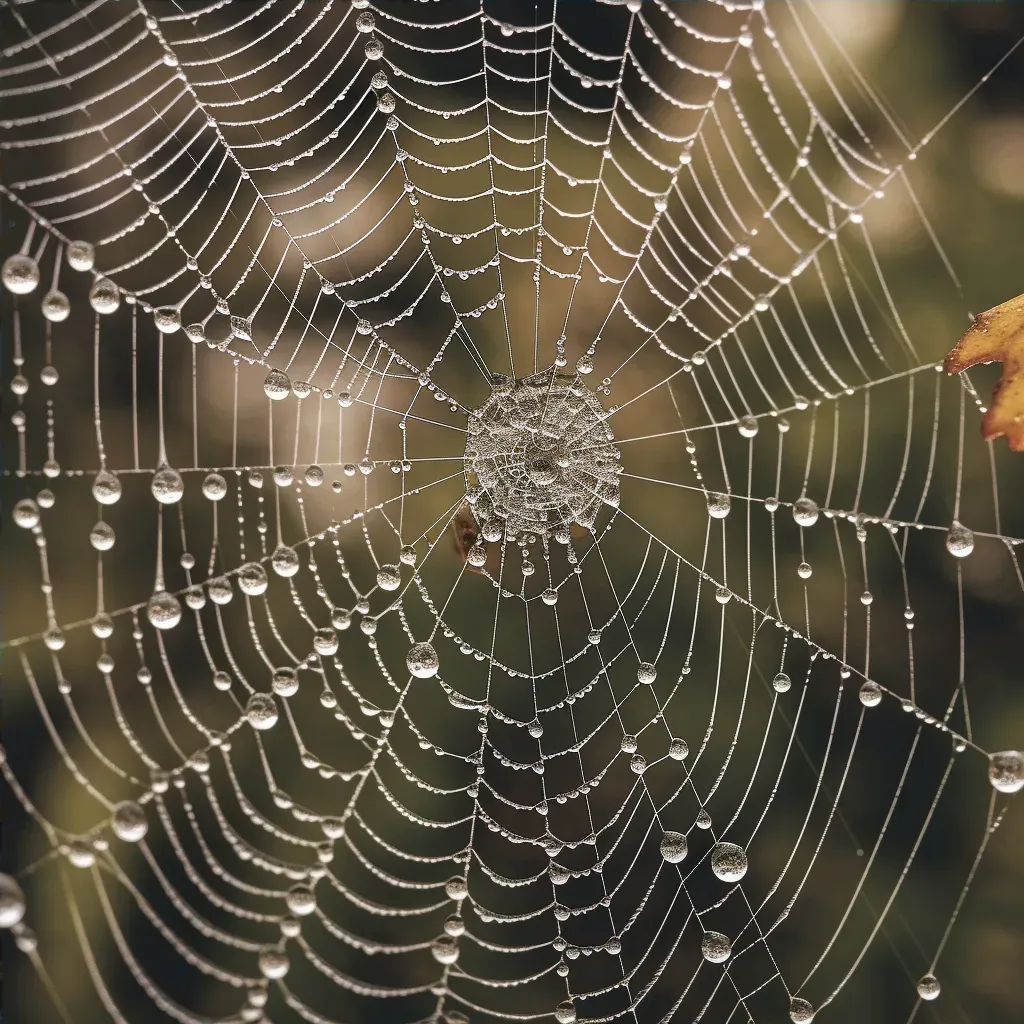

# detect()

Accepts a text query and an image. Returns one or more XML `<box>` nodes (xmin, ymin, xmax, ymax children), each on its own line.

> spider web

<box><xmin>1</xmin><ymin>2</ymin><xmax>1022</xmax><ymax>1024</ymax></box>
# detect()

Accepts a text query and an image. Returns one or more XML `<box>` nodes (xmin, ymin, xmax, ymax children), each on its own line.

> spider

<box><xmin>450</xmin><ymin>511</ymin><xmax>492</xmax><ymax>574</ymax></box>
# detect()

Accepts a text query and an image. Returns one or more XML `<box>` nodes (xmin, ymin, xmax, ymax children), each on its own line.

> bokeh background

<box><xmin>3</xmin><ymin>3</ymin><xmax>1024</xmax><ymax>1023</ymax></box>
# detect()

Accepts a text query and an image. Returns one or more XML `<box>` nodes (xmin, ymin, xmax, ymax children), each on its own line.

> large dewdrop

<box><xmin>246</xmin><ymin>693</ymin><xmax>279</xmax><ymax>730</ymax></box>
<box><xmin>988</xmin><ymin>750</ymin><xmax>1023</xmax><ymax>794</ymax></box>
<box><xmin>0</xmin><ymin>874</ymin><xmax>26</xmax><ymax>929</ymax></box>
<box><xmin>407</xmin><ymin>642</ymin><xmax>439</xmax><ymax>679</ymax></box>
<box><xmin>111</xmin><ymin>801</ymin><xmax>148</xmax><ymax>843</ymax></box>
<box><xmin>2</xmin><ymin>253</ymin><xmax>40</xmax><ymax>294</ymax></box>
<box><xmin>147</xmin><ymin>591</ymin><xmax>182</xmax><ymax>630</ymax></box>
<box><xmin>659</xmin><ymin>831</ymin><xmax>687</xmax><ymax>864</ymax></box>
<box><xmin>710</xmin><ymin>841</ymin><xmax>748</xmax><ymax>882</ymax></box>
<box><xmin>89</xmin><ymin>276</ymin><xmax>120</xmax><ymax>314</ymax></box>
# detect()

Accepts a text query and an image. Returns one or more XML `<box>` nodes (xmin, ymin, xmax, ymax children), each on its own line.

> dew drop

<box><xmin>272</xmin><ymin>667</ymin><xmax>299</xmax><ymax>697</ymax></box>
<box><xmin>151</xmin><ymin>465</ymin><xmax>184</xmax><ymax>504</ymax></box>
<box><xmin>555</xmin><ymin>1001</ymin><xmax>576</xmax><ymax>1024</ymax></box>
<box><xmin>44</xmin><ymin>627</ymin><xmax>66</xmax><ymax>651</ymax></box>
<box><xmin>90</xmin><ymin>521</ymin><xmax>116</xmax><ymax>550</ymax></box>
<box><xmin>669</xmin><ymin>738</ymin><xmax>688</xmax><ymax>760</ymax></box>
<box><xmin>92</xmin><ymin>469</ymin><xmax>122</xmax><ymax>505</ymax></box>
<box><xmin>246</xmin><ymin>693</ymin><xmax>279</xmax><ymax>730</ymax></box>
<box><xmin>66</xmin><ymin>240</ymin><xmax>96</xmax><ymax>272</ymax></box>
<box><xmin>286</xmin><ymin>884</ymin><xmax>317</xmax><ymax>916</ymax></box>
<box><xmin>111</xmin><ymin>801</ymin><xmax>148</xmax><ymax>842</ymax></box>
<box><xmin>89</xmin><ymin>277</ymin><xmax>120</xmax><ymax>314</ymax></box>
<box><xmin>13</xmin><ymin>499</ymin><xmax>40</xmax><ymax>529</ymax></box>
<box><xmin>0</xmin><ymin>874</ymin><xmax>27</xmax><ymax>929</ymax></box>
<box><xmin>91</xmin><ymin>613</ymin><xmax>114</xmax><ymax>639</ymax></box>
<box><xmin>153</xmin><ymin>307</ymin><xmax>181</xmax><ymax>334</ymax></box>
<box><xmin>701</xmin><ymin>931</ymin><xmax>732</xmax><ymax>963</ymax></box>
<box><xmin>147</xmin><ymin>591</ymin><xmax>182</xmax><ymax>630</ymax></box>
<box><xmin>659</xmin><ymin>831</ymin><xmax>687</xmax><ymax>863</ymax></box>
<box><xmin>445</xmin><ymin>876</ymin><xmax>468</xmax><ymax>900</ymax></box>
<box><xmin>41</xmin><ymin>290</ymin><xmax>71</xmax><ymax>322</ymax></box>
<box><xmin>258</xmin><ymin>948</ymin><xmax>289</xmax><ymax>979</ymax></box>
<box><xmin>376</xmin><ymin>564</ymin><xmax>401</xmax><ymax>591</ymax></box>
<box><xmin>271</xmin><ymin>545</ymin><xmax>300</xmax><ymax>578</ymax></box>
<box><xmin>789</xmin><ymin>997</ymin><xmax>815</xmax><ymax>1023</ymax></box>
<box><xmin>988</xmin><ymin>750</ymin><xmax>1023</xmax><ymax>794</ymax></box>
<box><xmin>858</xmin><ymin>681</ymin><xmax>882</xmax><ymax>707</ymax></box>
<box><xmin>431</xmin><ymin>935</ymin><xmax>460</xmax><ymax>964</ymax></box>
<box><xmin>196</xmin><ymin>473</ymin><xmax>226</xmax><ymax>503</ymax></box>
<box><xmin>407</xmin><ymin>642</ymin><xmax>439</xmax><ymax>679</ymax></box>
<box><xmin>792</xmin><ymin>496</ymin><xmax>819</xmax><ymax>527</ymax></box>
<box><xmin>707</xmin><ymin>492</ymin><xmax>731</xmax><ymax>519</ymax></box>
<box><xmin>66</xmin><ymin>840</ymin><xmax>95</xmax><ymax>868</ymax></box>
<box><xmin>710</xmin><ymin>842</ymin><xmax>747</xmax><ymax>882</ymax></box>
<box><xmin>946</xmin><ymin>521</ymin><xmax>974</xmax><ymax>558</ymax></box>
<box><xmin>264</xmin><ymin>369</ymin><xmax>291</xmax><ymax>400</ymax></box>
<box><xmin>207</xmin><ymin>576</ymin><xmax>233</xmax><ymax>604</ymax></box>
<box><xmin>238</xmin><ymin>562</ymin><xmax>268</xmax><ymax>596</ymax></box>
<box><xmin>2</xmin><ymin>254</ymin><xmax>40</xmax><ymax>295</ymax></box>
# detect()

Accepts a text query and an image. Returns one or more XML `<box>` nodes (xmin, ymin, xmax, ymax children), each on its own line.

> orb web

<box><xmin>1</xmin><ymin>2</ymin><xmax>1023</xmax><ymax>1024</ymax></box>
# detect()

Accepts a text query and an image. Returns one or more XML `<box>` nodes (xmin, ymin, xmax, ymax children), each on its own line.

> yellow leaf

<box><xmin>945</xmin><ymin>292</ymin><xmax>1024</xmax><ymax>451</ymax></box>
